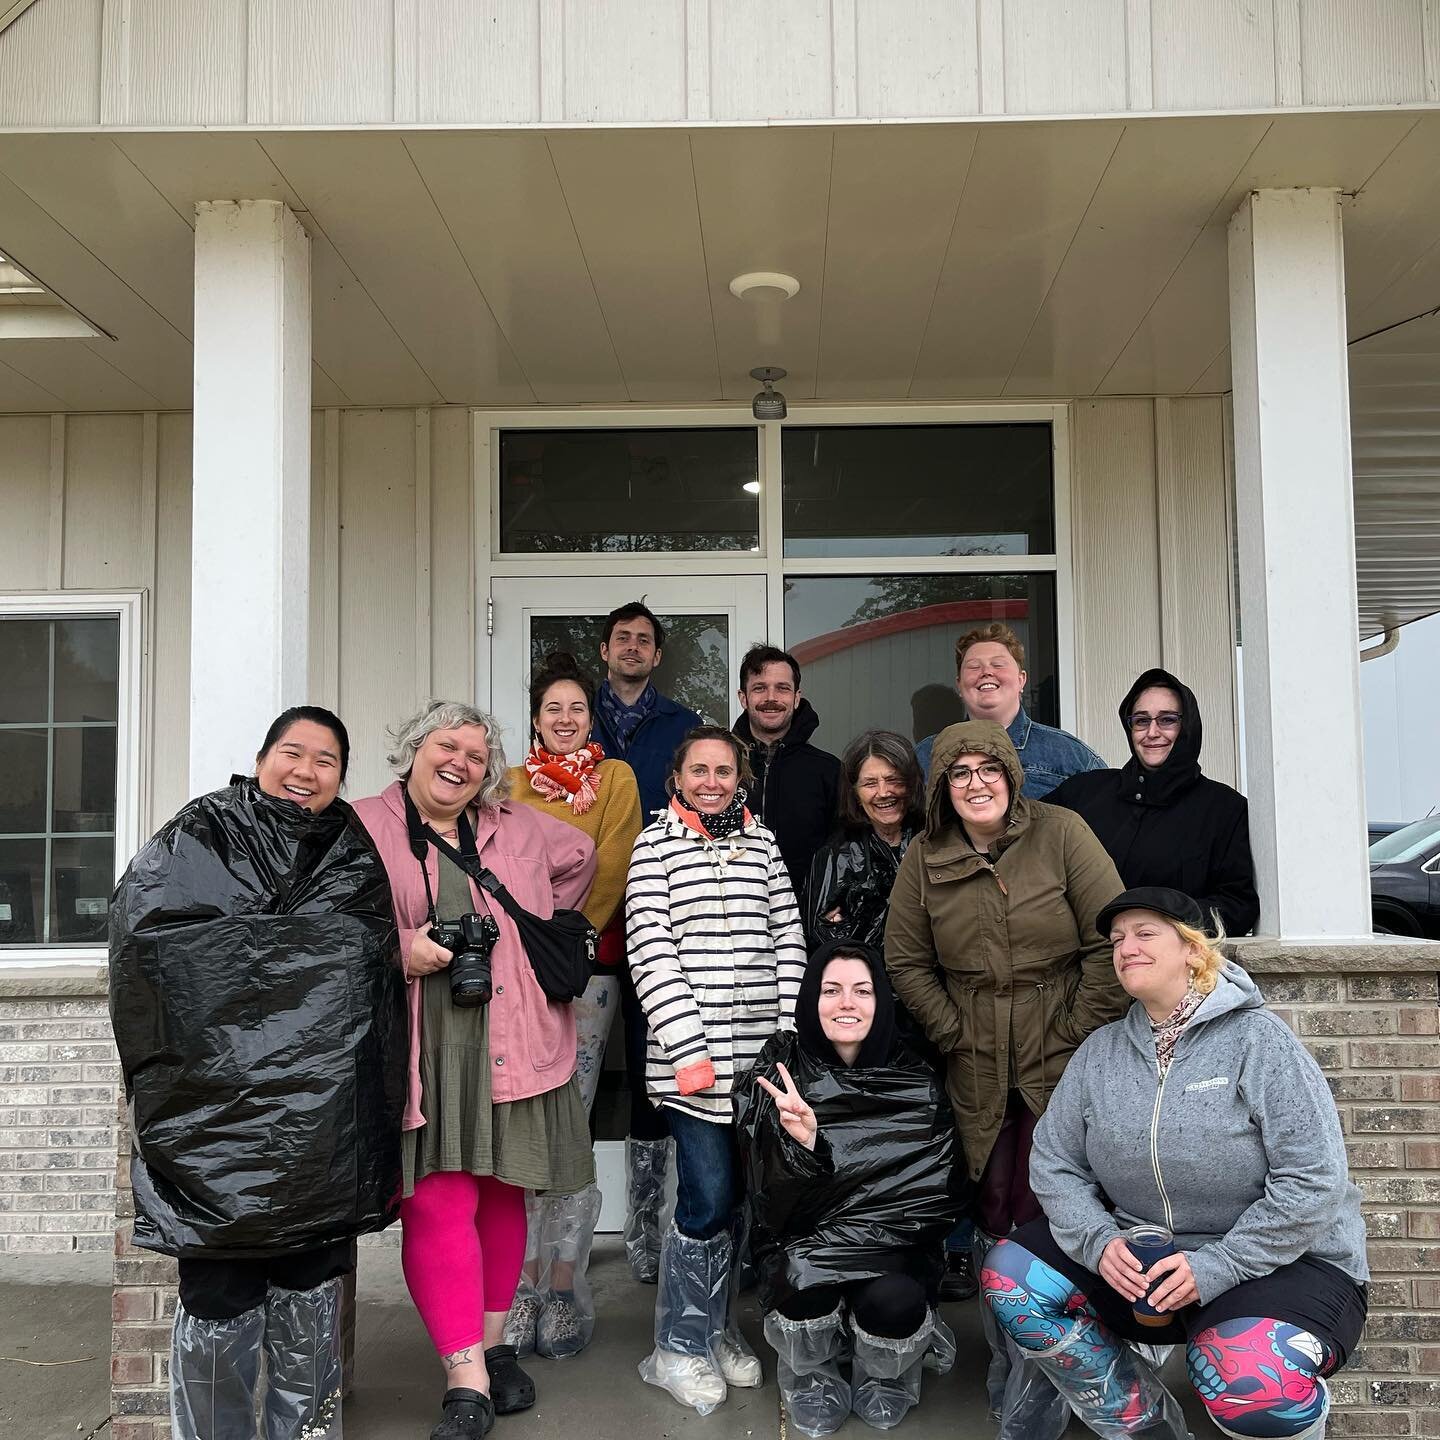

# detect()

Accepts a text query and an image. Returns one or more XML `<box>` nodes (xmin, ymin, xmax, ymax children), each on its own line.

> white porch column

<box><xmin>1228</xmin><ymin>188</ymin><xmax>1369</xmax><ymax>939</ymax></box>
<box><xmin>189</xmin><ymin>200</ymin><xmax>312</xmax><ymax>795</ymax></box>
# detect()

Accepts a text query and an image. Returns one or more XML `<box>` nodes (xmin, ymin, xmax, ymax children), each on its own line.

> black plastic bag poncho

<box><xmin>109</xmin><ymin>778</ymin><xmax>407</xmax><ymax>1258</ymax></box>
<box><xmin>734</xmin><ymin>1017</ymin><xmax>969</xmax><ymax>1311</ymax></box>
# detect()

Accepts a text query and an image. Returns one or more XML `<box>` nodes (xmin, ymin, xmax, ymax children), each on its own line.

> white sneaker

<box><xmin>717</xmin><ymin>1335</ymin><xmax>763</xmax><ymax>1388</ymax></box>
<box><xmin>647</xmin><ymin>1347</ymin><xmax>727</xmax><ymax>1410</ymax></box>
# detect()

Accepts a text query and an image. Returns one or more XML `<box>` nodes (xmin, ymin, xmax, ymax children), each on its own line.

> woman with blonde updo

<box><xmin>982</xmin><ymin>887</ymin><xmax>1368</xmax><ymax>1440</ymax></box>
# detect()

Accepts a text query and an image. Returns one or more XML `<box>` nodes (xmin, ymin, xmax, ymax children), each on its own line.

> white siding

<box><xmin>1070</xmin><ymin>396</ymin><xmax>1238</xmax><ymax>782</ymax></box>
<box><xmin>3</xmin><ymin>0</ymin><xmax>1437</xmax><ymax>127</ymax></box>
<box><xmin>1</xmin><ymin>400</ymin><xmax>1236</xmax><ymax>836</ymax></box>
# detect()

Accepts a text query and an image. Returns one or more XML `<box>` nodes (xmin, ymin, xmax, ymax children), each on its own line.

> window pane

<box><xmin>51</xmin><ymin>727</ymin><xmax>117</xmax><ymax>833</ymax></box>
<box><xmin>784</xmin><ymin>574</ymin><xmax>1058</xmax><ymax>758</ymax></box>
<box><xmin>0</xmin><ymin>729</ymin><xmax>48</xmax><ymax>833</ymax></box>
<box><xmin>782</xmin><ymin>424</ymin><xmax>1054</xmax><ymax>557</ymax></box>
<box><xmin>528</xmin><ymin>614</ymin><xmax>728</xmax><ymax>728</ymax></box>
<box><xmin>0</xmin><ymin>839</ymin><xmax>44</xmax><ymax>945</ymax></box>
<box><xmin>0</xmin><ymin>618</ymin><xmax>50</xmax><ymax>723</ymax></box>
<box><xmin>53</xmin><ymin>617</ymin><xmax>120</xmax><ymax>722</ymax></box>
<box><xmin>500</xmin><ymin>429</ymin><xmax>759</xmax><ymax>553</ymax></box>
<box><xmin>50</xmin><ymin>836</ymin><xmax>113</xmax><ymax>943</ymax></box>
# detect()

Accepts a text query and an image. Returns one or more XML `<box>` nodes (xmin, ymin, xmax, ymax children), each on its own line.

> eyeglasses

<box><xmin>1126</xmin><ymin>711</ymin><xmax>1182</xmax><ymax>734</ymax></box>
<box><xmin>946</xmin><ymin>761</ymin><xmax>1006</xmax><ymax>786</ymax></box>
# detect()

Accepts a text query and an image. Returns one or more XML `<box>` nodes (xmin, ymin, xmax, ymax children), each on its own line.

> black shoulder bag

<box><xmin>402</xmin><ymin>787</ymin><xmax>596</xmax><ymax>1003</ymax></box>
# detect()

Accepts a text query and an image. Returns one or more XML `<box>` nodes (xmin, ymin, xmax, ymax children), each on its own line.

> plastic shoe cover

<box><xmin>1028</xmin><ymin>1323</ymin><xmax>1190</xmax><ymax>1440</ymax></box>
<box><xmin>170</xmin><ymin>1300</ymin><xmax>265</xmax><ymax>1440</ymax></box>
<box><xmin>1132</xmin><ymin>1341</ymin><xmax>1176</xmax><ymax>1370</ymax></box>
<box><xmin>623</xmin><ymin>1137</ymin><xmax>672</xmax><ymax>1284</ymax></box>
<box><xmin>262</xmin><ymin>1276</ymin><xmax>344</xmax><ymax>1439</ymax></box>
<box><xmin>997</xmin><ymin>1338</ymin><xmax>1071</xmax><ymax>1440</ymax></box>
<box><xmin>923</xmin><ymin>1311</ymin><xmax>957</xmax><ymax>1375</ymax></box>
<box><xmin>646</xmin><ymin>1348</ymin><xmax>727</xmax><ymax>1413</ymax></box>
<box><xmin>640</xmin><ymin>1222</ymin><xmax>732</xmax><ymax>1414</ymax></box>
<box><xmin>971</xmin><ymin>1228</ymin><xmax>1011</xmax><ymax>1418</ymax></box>
<box><xmin>713</xmin><ymin>1209</ymin><xmax>761</xmax><ymax>1387</ymax></box>
<box><xmin>535</xmin><ymin>1184</ymin><xmax>602</xmax><ymax>1359</ymax></box>
<box><xmin>716</xmin><ymin>1331</ymin><xmax>763</xmax><ymax>1388</ymax></box>
<box><xmin>763</xmin><ymin>1305</ymin><xmax>851</xmax><ymax>1438</ymax></box>
<box><xmin>849</xmin><ymin>1312</ymin><xmax>934</xmax><ymax>1430</ymax></box>
<box><xmin>502</xmin><ymin>1286</ymin><xmax>541</xmax><ymax>1357</ymax></box>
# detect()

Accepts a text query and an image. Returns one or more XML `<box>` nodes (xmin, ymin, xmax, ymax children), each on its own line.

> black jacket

<box><xmin>734</xmin><ymin>699</ymin><xmax>841</xmax><ymax>894</ymax></box>
<box><xmin>1046</xmin><ymin>668</ymin><xmax>1259</xmax><ymax>935</ymax></box>
<box><xmin>803</xmin><ymin>825</ymin><xmax>915</xmax><ymax>952</ymax></box>
<box><xmin>109</xmin><ymin>779</ymin><xmax>406</xmax><ymax>1258</ymax></box>
<box><xmin>734</xmin><ymin>1024</ymin><xmax>966</xmax><ymax>1312</ymax></box>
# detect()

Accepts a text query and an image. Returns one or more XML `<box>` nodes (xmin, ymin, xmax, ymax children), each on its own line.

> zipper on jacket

<box><xmin>1148</xmin><ymin>1063</ymin><xmax>1175</xmax><ymax>1234</ymax></box>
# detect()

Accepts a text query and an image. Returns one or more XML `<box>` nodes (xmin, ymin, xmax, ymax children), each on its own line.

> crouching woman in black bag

<box><xmin>109</xmin><ymin>706</ymin><xmax>407</xmax><ymax>1440</ymax></box>
<box><xmin>734</xmin><ymin>941</ymin><xmax>968</xmax><ymax>1436</ymax></box>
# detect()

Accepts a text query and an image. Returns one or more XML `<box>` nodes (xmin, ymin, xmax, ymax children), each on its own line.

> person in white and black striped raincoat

<box><xmin>625</xmin><ymin>723</ymin><xmax>807</xmax><ymax>1415</ymax></box>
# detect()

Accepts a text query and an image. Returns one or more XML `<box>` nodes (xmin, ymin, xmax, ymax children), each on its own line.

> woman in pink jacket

<box><xmin>355</xmin><ymin>700</ymin><xmax>596</xmax><ymax>1440</ymax></box>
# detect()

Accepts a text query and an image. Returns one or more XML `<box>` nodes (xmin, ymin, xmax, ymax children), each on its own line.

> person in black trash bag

<box><xmin>108</xmin><ymin>706</ymin><xmax>406</xmax><ymax>1440</ymax></box>
<box><xmin>733</xmin><ymin>941</ymin><xmax>968</xmax><ymax>1437</ymax></box>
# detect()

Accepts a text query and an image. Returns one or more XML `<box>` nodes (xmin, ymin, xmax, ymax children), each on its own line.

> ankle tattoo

<box><xmin>443</xmin><ymin>1348</ymin><xmax>473</xmax><ymax>1371</ymax></box>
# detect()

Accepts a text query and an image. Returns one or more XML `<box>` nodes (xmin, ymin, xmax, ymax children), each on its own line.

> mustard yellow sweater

<box><xmin>505</xmin><ymin>759</ymin><xmax>643</xmax><ymax>932</ymax></box>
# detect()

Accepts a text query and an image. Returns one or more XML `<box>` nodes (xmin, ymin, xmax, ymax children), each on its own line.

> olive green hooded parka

<box><xmin>883</xmin><ymin>720</ymin><xmax>1126</xmax><ymax>1181</ymax></box>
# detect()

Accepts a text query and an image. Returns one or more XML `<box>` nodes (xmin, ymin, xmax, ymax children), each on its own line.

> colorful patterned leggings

<box><xmin>982</xmin><ymin>1239</ymin><xmax>1334</xmax><ymax>1438</ymax></box>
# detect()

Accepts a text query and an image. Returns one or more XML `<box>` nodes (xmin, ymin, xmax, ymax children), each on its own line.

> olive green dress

<box><xmin>401</xmin><ymin>854</ymin><xmax>595</xmax><ymax>1197</ymax></box>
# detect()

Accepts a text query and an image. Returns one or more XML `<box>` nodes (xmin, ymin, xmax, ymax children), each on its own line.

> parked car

<box><xmin>1369</xmin><ymin>816</ymin><xmax>1440</xmax><ymax>939</ymax></box>
<box><xmin>1368</xmin><ymin>820</ymin><xmax>1410</xmax><ymax>845</ymax></box>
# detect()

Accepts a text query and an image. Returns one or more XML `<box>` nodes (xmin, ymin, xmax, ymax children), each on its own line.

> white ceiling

<box><xmin>0</xmin><ymin>112</ymin><xmax>1437</xmax><ymax>627</ymax></box>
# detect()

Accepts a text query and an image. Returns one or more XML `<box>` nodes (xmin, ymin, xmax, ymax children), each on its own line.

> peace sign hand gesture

<box><xmin>755</xmin><ymin>1062</ymin><xmax>819</xmax><ymax>1152</ymax></box>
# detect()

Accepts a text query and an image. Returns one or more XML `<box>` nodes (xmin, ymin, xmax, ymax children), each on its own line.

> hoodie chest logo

<box><xmin>1183</xmin><ymin>1075</ymin><xmax>1231</xmax><ymax>1093</ymax></box>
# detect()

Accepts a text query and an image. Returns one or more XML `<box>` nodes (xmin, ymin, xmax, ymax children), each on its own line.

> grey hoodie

<box><xmin>1030</xmin><ymin>960</ymin><xmax>1368</xmax><ymax>1305</ymax></box>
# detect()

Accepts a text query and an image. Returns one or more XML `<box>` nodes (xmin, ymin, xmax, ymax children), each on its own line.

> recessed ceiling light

<box><xmin>742</xmin><ymin>480</ymin><xmax>760</xmax><ymax>494</ymax></box>
<box><xmin>729</xmin><ymin>271</ymin><xmax>800</xmax><ymax>302</ymax></box>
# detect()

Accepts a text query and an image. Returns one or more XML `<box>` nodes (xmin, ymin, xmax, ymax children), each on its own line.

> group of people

<box><xmin>108</xmin><ymin>604</ymin><xmax>1364</xmax><ymax>1440</ymax></box>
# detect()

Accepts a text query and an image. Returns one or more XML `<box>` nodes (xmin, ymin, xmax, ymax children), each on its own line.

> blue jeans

<box><xmin>668</xmin><ymin>1109</ymin><xmax>736</xmax><ymax>1241</ymax></box>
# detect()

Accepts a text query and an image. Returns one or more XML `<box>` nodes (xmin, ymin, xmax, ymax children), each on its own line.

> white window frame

<box><xmin>0</xmin><ymin>590</ymin><xmax>143</xmax><ymax>969</ymax></box>
<box><xmin>473</xmin><ymin>403</ymin><xmax>1075</xmax><ymax>729</ymax></box>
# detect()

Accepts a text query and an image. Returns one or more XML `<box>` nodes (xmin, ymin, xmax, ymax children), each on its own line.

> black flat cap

<box><xmin>1096</xmin><ymin>886</ymin><xmax>1207</xmax><ymax>938</ymax></box>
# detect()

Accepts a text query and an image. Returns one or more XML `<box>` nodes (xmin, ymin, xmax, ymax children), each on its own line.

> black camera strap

<box><xmin>401</xmin><ymin>784</ymin><xmax>513</xmax><ymax>927</ymax></box>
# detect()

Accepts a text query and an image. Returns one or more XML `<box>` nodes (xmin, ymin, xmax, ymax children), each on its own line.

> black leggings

<box><xmin>776</xmin><ymin>1274</ymin><xmax>928</xmax><ymax>1339</ymax></box>
<box><xmin>177</xmin><ymin>1240</ymin><xmax>355</xmax><ymax>1321</ymax></box>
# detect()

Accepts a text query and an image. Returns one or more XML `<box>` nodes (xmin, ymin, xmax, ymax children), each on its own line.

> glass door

<box><xmin>487</xmin><ymin>576</ymin><xmax>767</xmax><ymax>758</ymax></box>
<box><xmin>487</xmin><ymin>574</ymin><xmax>768</xmax><ymax>1229</ymax></box>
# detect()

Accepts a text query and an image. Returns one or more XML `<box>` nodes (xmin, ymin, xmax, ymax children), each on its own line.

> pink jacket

<box><xmin>354</xmin><ymin>781</ymin><xmax>597</xmax><ymax>1130</ymax></box>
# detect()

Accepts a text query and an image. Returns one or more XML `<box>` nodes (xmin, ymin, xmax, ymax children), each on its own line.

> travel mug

<box><xmin>1125</xmin><ymin>1223</ymin><xmax>1178</xmax><ymax>1326</ymax></box>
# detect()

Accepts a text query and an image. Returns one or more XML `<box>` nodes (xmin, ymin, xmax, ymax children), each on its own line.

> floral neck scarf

<box><xmin>1151</xmin><ymin>985</ymin><xmax>1205</xmax><ymax>1078</ymax></box>
<box><xmin>524</xmin><ymin>740</ymin><xmax>605</xmax><ymax>815</ymax></box>
<box><xmin>671</xmin><ymin>787</ymin><xmax>749</xmax><ymax>840</ymax></box>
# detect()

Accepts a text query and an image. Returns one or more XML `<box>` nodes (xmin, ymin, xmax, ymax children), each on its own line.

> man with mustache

<box><xmin>915</xmin><ymin>623</ymin><xmax>1103</xmax><ymax>799</ymax></box>
<box><xmin>732</xmin><ymin>644</ymin><xmax>841</xmax><ymax>896</ymax></box>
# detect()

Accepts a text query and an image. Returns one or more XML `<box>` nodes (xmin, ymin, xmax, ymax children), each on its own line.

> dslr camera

<box><xmin>431</xmin><ymin>912</ymin><xmax>501</xmax><ymax>1008</ymax></box>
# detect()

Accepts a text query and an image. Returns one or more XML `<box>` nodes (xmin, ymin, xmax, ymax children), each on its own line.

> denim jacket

<box><xmin>914</xmin><ymin>706</ymin><xmax>1104</xmax><ymax>799</ymax></box>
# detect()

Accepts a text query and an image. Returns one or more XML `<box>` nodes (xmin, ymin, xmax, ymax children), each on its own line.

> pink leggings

<box><xmin>400</xmin><ymin>1172</ymin><xmax>528</xmax><ymax>1357</ymax></box>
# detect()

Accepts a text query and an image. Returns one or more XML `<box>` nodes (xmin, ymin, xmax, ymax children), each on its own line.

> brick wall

<box><xmin>0</xmin><ymin>972</ymin><xmax>116</xmax><ymax>1252</ymax></box>
<box><xmin>1238</xmin><ymin>943</ymin><xmax>1440</xmax><ymax>1438</ymax></box>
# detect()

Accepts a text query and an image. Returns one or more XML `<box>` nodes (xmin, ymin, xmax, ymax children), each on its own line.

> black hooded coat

<box><xmin>1046</xmin><ymin>668</ymin><xmax>1259</xmax><ymax>935</ymax></box>
<box><xmin>734</xmin><ymin>698</ymin><xmax>841</xmax><ymax>895</ymax></box>
<box><xmin>109</xmin><ymin>778</ymin><xmax>407</xmax><ymax>1258</ymax></box>
<box><xmin>733</xmin><ymin>941</ymin><xmax>967</xmax><ymax>1312</ymax></box>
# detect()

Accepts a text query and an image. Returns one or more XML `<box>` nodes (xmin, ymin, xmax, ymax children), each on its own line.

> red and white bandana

<box><xmin>524</xmin><ymin>741</ymin><xmax>605</xmax><ymax>815</ymax></box>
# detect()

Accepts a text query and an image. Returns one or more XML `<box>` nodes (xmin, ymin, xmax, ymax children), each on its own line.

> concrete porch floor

<box><xmin>0</xmin><ymin>1241</ymin><xmax>1221</xmax><ymax>1439</ymax></box>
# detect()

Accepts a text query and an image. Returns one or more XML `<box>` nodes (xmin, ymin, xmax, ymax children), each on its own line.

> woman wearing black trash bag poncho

<box><xmin>109</xmin><ymin>707</ymin><xmax>406</xmax><ymax>1440</ymax></box>
<box><xmin>734</xmin><ymin>941</ymin><xmax>967</xmax><ymax>1436</ymax></box>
